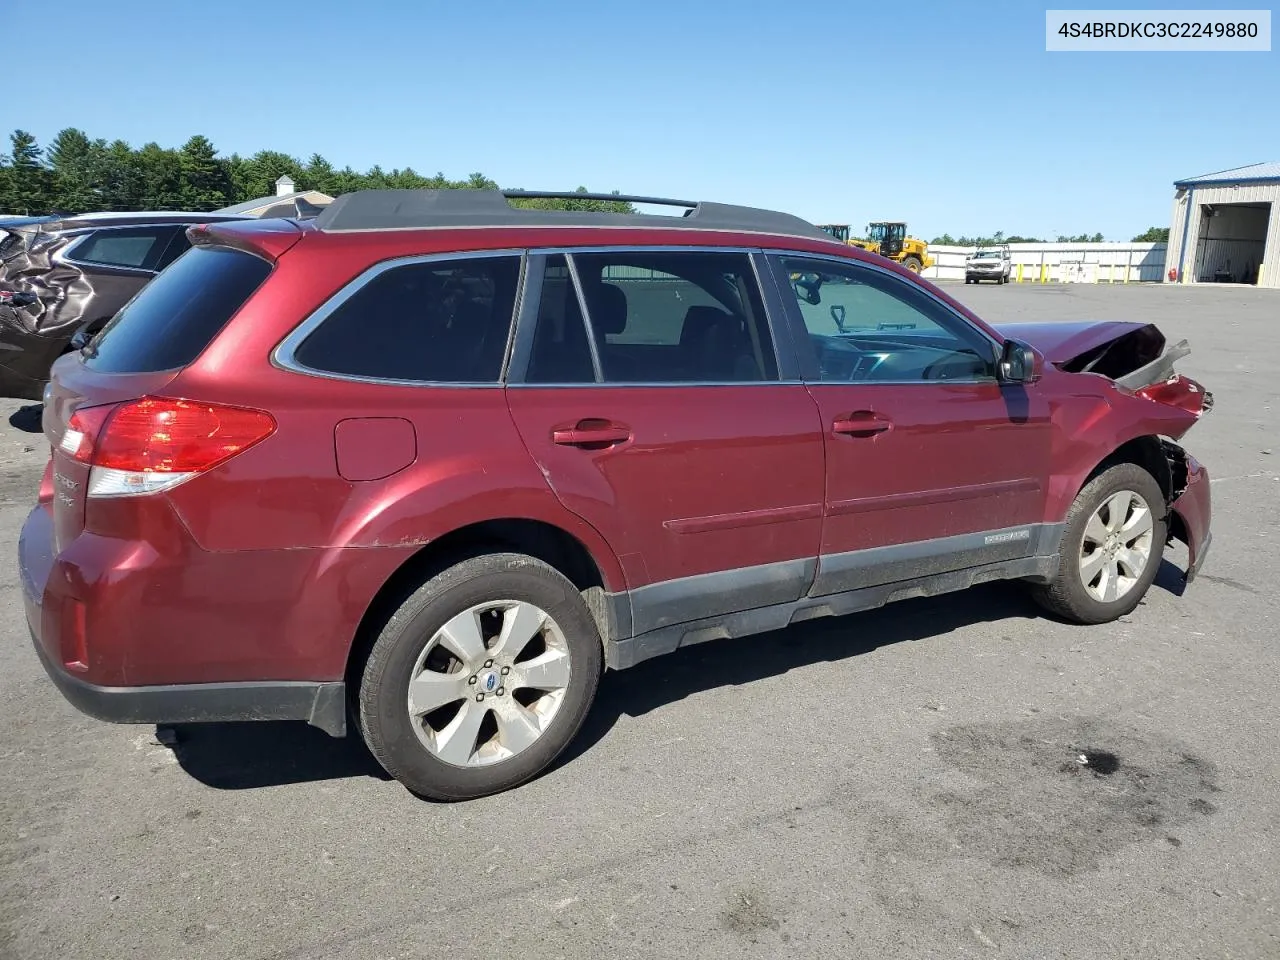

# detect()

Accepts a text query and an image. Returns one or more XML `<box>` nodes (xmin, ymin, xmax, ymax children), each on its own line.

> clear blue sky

<box><xmin>8</xmin><ymin>0</ymin><xmax>1278</xmax><ymax>239</ymax></box>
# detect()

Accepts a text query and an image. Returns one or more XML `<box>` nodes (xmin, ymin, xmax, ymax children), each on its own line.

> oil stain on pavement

<box><xmin>885</xmin><ymin>716</ymin><xmax>1222</xmax><ymax>879</ymax></box>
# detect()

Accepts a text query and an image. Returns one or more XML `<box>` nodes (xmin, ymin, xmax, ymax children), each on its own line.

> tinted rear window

<box><xmin>69</xmin><ymin>227</ymin><xmax>176</xmax><ymax>269</ymax></box>
<box><xmin>290</xmin><ymin>255</ymin><xmax>521</xmax><ymax>383</ymax></box>
<box><xmin>85</xmin><ymin>246</ymin><xmax>271</xmax><ymax>373</ymax></box>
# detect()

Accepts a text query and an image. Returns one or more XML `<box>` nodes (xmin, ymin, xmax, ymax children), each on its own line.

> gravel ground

<box><xmin>1</xmin><ymin>282</ymin><xmax>1277</xmax><ymax>959</ymax></box>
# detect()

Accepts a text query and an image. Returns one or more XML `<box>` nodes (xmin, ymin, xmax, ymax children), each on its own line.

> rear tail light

<box><xmin>64</xmin><ymin>397</ymin><xmax>276</xmax><ymax>497</ymax></box>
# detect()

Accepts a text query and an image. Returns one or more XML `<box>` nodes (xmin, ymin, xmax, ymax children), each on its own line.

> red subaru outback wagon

<box><xmin>19</xmin><ymin>190</ymin><xmax>1212</xmax><ymax>800</ymax></box>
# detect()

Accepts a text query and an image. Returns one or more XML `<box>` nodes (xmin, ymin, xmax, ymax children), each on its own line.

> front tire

<box><xmin>358</xmin><ymin>552</ymin><xmax>603</xmax><ymax>800</ymax></box>
<box><xmin>1031</xmin><ymin>463</ymin><xmax>1166</xmax><ymax>624</ymax></box>
<box><xmin>902</xmin><ymin>255</ymin><xmax>923</xmax><ymax>274</ymax></box>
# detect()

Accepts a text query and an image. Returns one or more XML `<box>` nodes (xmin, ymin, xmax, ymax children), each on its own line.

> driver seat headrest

<box><xmin>584</xmin><ymin>282</ymin><xmax>627</xmax><ymax>336</ymax></box>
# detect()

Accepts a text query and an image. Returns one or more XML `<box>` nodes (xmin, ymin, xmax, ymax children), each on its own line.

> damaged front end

<box><xmin>999</xmin><ymin>319</ymin><xmax>1214</xmax><ymax>582</ymax></box>
<box><xmin>1056</xmin><ymin>322</ymin><xmax>1214</xmax><ymax>418</ymax></box>
<box><xmin>1160</xmin><ymin>439</ymin><xmax>1212</xmax><ymax>583</ymax></box>
<box><xmin>1052</xmin><ymin>323</ymin><xmax>1212</xmax><ymax>579</ymax></box>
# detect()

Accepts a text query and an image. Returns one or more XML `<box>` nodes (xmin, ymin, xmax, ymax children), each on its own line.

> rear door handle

<box><xmin>832</xmin><ymin>412</ymin><xmax>893</xmax><ymax>438</ymax></box>
<box><xmin>552</xmin><ymin>420</ymin><xmax>632</xmax><ymax>447</ymax></box>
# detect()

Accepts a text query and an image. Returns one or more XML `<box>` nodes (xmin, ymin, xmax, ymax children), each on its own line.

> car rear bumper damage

<box><xmin>18</xmin><ymin>504</ymin><xmax>348</xmax><ymax>736</ymax></box>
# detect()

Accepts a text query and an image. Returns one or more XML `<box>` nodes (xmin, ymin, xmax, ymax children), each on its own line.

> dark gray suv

<box><xmin>0</xmin><ymin>210</ymin><xmax>246</xmax><ymax>399</ymax></box>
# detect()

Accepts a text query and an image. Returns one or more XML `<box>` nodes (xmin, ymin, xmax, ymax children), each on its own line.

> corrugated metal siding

<box><xmin>1163</xmin><ymin>181</ymin><xmax>1280</xmax><ymax>287</ymax></box>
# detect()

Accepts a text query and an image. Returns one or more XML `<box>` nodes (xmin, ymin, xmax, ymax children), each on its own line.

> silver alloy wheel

<box><xmin>1078</xmin><ymin>489</ymin><xmax>1155</xmax><ymax>603</ymax></box>
<box><xmin>406</xmin><ymin>600</ymin><xmax>572</xmax><ymax>767</ymax></box>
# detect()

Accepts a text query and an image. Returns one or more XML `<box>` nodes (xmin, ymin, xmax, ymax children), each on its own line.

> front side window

<box><xmin>777</xmin><ymin>256</ymin><xmax>996</xmax><ymax>383</ymax></box>
<box><xmin>292</xmin><ymin>255</ymin><xmax>521</xmax><ymax>383</ymax></box>
<box><xmin>571</xmin><ymin>250</ymin><xmax>777</xmax><ymax>383</ymax></box>
<box><xmin>68</xmin><ymin>227</ymin><xmax>177</xmax><ymax>270</ymax></box>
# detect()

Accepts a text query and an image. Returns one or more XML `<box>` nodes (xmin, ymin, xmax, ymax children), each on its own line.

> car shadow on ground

<box><xmin>170</xmin><ymin>562</ymin><xmax>1188</xmax><ymax>791</ymax></box>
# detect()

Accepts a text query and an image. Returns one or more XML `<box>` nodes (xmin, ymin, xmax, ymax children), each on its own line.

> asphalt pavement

<box><xmin>2</xmin><ymin>281</ymin><xmax>1277</xmax><ymax>959</ymax></box>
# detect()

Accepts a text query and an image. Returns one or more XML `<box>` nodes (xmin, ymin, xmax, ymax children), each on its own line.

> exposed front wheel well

<box><xmin>343</xmin><ymin>519</ymin><xmax>611</xmax><ymax>693</ymax></box>
<box><xmin>1086</xmin><ymin>436</ymin><xmax>1176</xmax><ymax>504</ymax></box>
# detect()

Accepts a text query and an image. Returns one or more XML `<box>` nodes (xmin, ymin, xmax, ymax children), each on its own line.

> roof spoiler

<box><xmin>186</xmin><ymin>219</ymin><xmax>305</xmax><ymax>260</ymax></box>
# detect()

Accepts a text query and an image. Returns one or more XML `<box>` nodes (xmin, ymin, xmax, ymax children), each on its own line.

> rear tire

<box><xmin>902</xmin><ymin>255</ymin><xmax>923</xmax><ymax>274</ymax></box>
<box><xmin>1031</xmin><ymin>463</ymin><xmax>1166</xmax><ymax>624</ymax></box>
<box><xmin>358</xmin><ymin>552</ymin><xmax>603</xmax><ymax>800</ymax></box>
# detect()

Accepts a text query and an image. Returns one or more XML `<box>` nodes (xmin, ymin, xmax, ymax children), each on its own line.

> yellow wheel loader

<box><xmin>817</xmin><ymin>222</ymin><xmax>934</xmax><ymax>274</ymax></box>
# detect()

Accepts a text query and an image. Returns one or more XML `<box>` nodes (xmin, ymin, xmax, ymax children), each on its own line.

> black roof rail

<box><xmin>311</xmin><ymin>189</ymin><xmax>833</xmax><ymax>241</ymax></box>
<box><xmin>503</xmin><ymin>190</ymin><xmax>699</xmax><ymax>207</ymax></box>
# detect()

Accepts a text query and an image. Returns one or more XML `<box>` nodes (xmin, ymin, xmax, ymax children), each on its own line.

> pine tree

<box><xmin>179</xmin><ymin>135</ymin><xmax>230</xmax><ymax>210</ymax></box>
<box><xmin>6</xmin><ymin>130</ymin><xmax>48</xmax><ymax>215</ymax></box>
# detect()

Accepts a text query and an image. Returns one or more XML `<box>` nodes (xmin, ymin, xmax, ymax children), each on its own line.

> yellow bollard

<box><xmin>1109</xmin><ymin>263</ymin><xmax>1115</xmax><ymax>284</ymax></box>
<box><xmin>1040</xmin><ymin>261</ymin><xmax>1048</xmax><ymax>283</ymax></box>
<box><xmin>1016</xmin><ymin>263</ymin><xmax>1024</xmax><ymax>283</ymax></box>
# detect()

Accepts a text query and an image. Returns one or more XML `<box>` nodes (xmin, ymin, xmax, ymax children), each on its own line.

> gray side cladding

<box><xmin>312</xmin><ymin>189</ymin><xmax>837</xmax><ymax>241</ymax></box>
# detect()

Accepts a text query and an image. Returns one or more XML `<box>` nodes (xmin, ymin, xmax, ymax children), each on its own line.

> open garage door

<box><xmin>1194</xmin><ymin>202</ymin><xmax>1270</xmax><ymax>284</ymax></box>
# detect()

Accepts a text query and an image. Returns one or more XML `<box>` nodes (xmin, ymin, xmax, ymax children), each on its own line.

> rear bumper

<box><xmin>19</xmin><ymin>504</ymin><xmax>348</xmax><ymax>737</ymax></box>
<box><xmin>27</xmin><ymin>633</ymin><xmax>347</xmax><ymax>736</ymax></box>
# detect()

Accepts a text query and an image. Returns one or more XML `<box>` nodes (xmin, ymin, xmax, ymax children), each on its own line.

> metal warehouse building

<box><xmin>1165</xmin><ymin>162</ymin><xmax>1280</xmax><ymax>288</ymax></box>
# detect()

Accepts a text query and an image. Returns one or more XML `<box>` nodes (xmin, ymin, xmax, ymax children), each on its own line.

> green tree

<box><xmin>179</xmin><ymin>135</ymin><xmax>230</xmax><ymax>210</ymax></box>
<box><xmin>5</xmin><ymin>130</ymin><xmax>48</xmax><ymax>215</ymax></box>
<box><xmin>48</xmin><ymin>128</ymin><xmax>106</xmax><ymax>213</ymax></box>
<box><xmin>134</xmin><ymin>142</ymin><xmax>183</xmax><ymax>209</ymax></box>
<box><xmin>1131</xmin><ymin>226</ymin><xmax>1169</xmax><ymax>242</ymax></box>
<box><xmin>99</xmin><ymin>140</ymin><xmax>143</xmax><ymax>211</ymax></box>
<box><xmin>509</xmin><ymin>185</ymin><xmax>633</xmax><ymax>213</ymax></box>
<box><xmin>303</xmin><ymin>153</ymin><xmax>336</xmax><ymax>193</ymax></box>
<box><xmin>230</xmin><ymin>150</ymin><xmax>303</xmax><ymax>201</ymax></box>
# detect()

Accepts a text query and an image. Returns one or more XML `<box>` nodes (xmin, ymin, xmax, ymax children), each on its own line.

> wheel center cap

<box><xmin>477</xmin><ymin>670</ymin><xmax>500</xmax><ymax>693</ymax></box>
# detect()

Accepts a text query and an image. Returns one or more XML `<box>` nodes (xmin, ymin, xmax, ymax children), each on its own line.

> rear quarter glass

<box><xmin>84</xmin><ymin>246</ymin><xmax>271</xmax><ymax>373</ymax></box>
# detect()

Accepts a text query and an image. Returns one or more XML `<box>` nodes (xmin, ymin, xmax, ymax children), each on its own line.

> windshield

<box><xmin>867</xmin><ymin>223</ymin><xmax>905</xmax><ymax>243</ymax></box>
<box><xmin>972</xmin><ymin>251</ymin><xmax>1002</xmax><ymax>259</ymax></box>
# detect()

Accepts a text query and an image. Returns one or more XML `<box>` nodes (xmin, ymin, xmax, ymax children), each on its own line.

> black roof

<box><xmin>312</xmin><ymin>190</ymin><xmax>834</xmax><ymax>242</ymax></box>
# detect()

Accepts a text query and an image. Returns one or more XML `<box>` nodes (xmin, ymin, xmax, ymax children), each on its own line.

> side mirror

<box><xmin>998</xmin><ymin>339</ymin><xmax>1038</xmax><ymax>383</ymax></box>
<box><xmin>792</xmin><ymin>272</ymin><xmax>822</xmax><ymax>305</ymax></box>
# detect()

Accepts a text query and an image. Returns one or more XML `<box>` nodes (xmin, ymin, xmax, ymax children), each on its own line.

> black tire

<box><xmin>902</xmin><ymin>255</ymin><xmax>923</xmax><ymax>274</ymax></box>
<box><xmin>358</xmin><ymin>552</ymin><xmax>603</xmax><ymax>800</ymax></box>
<box><xmin>1031</xmin><ymin>463</ymin><xmax>1167</xmax><ymax>624</ymax></box>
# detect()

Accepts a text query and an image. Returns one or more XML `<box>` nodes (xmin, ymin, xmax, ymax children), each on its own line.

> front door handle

<box><xmin>552</xmin><ymin>419</ymin><xmax>632</xmax><ymax>447</ymax></box>
<box><xmin>832</xmin><ymin>411</ymin><xmax>893</xmax><ymax>438</ymax></box>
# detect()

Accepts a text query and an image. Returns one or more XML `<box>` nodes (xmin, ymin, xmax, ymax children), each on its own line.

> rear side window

<box><xmin>85</xmin><ymin>246</ymin><xmax>271</xmax><ymax>373</ymax></box>
<box><xmin>572</xmin><ymin>250</ymin><xmax>778</xmax><ymax>383</ymax></box>
<box><xmin>68</xmin><ymin>227</ymin><xmax>178</xmax><ymax>270</ymax></box>
<box><xmin>290</xmin><ymin>255</ymin><xmax>521</xmax><ymax>383</ymax></box>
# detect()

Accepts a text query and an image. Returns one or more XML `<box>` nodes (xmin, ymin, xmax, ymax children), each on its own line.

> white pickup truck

<box><xmin>965</xmin><ymin>246</ymin><xmax>1011</xmax><ymax>284</ymax></box>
